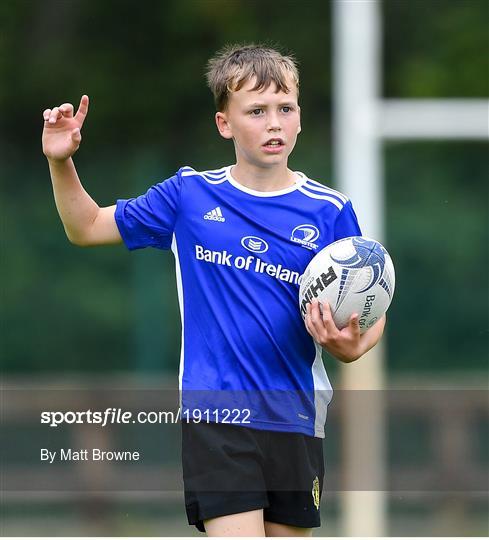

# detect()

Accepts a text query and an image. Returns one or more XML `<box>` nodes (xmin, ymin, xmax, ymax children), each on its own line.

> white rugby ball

<box><xmin>299</xmin><ymin>236</ymin><xmax>395</xmax><ymax>334</ymax></box>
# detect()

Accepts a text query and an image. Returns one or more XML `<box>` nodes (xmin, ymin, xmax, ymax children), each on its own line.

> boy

<box><xmin>42</xmin><ymin>44</ymin><xmax>385</xmax><ymax>537</ymax></box>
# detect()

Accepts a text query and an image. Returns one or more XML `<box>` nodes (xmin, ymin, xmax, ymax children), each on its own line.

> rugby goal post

<box><xmin>333</xmin><ymin>0</ymin><xmax>488</xmax><ymax>536</ymax></box>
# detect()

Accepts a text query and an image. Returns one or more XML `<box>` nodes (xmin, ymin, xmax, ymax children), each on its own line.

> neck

<box><xmin>231</xmin><ymin>161</ymin><xmax>297</xmax><ymax>192</ymax></box>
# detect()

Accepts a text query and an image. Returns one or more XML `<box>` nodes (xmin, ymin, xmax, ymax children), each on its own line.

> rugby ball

<box><xmin>299</xmin><ymin>236</ymin><xmax>395</xmax><ymax>334</ymax></box>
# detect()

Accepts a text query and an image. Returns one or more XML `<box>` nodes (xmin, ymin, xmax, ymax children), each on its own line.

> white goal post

<box><xmin>333</xmin><ymin>0</ymin><xmax>488</xmax><ymax>536</ymax></box>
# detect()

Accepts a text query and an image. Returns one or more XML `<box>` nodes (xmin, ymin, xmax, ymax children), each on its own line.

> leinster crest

<box><xmin>312</xmin><ymin>476</ymin><xmax>320</xmax><ymax>510</ymax></box>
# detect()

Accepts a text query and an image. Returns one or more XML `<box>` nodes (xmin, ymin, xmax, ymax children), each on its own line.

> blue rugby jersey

<box><xmin>115</xmin><ymin>166</ymin><xmax>361</xmax><ymax>437</ymax></box>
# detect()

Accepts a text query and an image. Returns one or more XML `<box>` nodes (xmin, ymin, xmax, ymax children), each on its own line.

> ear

<box><xmin>297</xmin><ymin>105</ymin><xmax>301</xmax><ymax>134</ymax></box>
<box><xmin>215</xmin><ymin>111</ymin><xmax>233</xmax><ymax>140</ymax></box>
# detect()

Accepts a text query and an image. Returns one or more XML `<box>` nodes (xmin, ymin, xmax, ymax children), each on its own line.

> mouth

<box><xmin>262</xmin><ymin>138</ymin><xmax>286</xmax><ymax>154</ymax></box>
<box><xmin>263</xmin><ymin>138</ymin><xmax>285</xmax><ymax>148</ymax></box>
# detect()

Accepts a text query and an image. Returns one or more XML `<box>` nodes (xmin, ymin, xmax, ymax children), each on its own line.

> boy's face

<box><xmin>215</xmin><ymin>74</ymin><xmax>301</xmax><ymax>171</ymax></box>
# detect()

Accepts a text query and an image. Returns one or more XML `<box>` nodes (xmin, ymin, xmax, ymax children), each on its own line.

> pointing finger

<box><xmin>74</xmin><ymin>95</ymin><xmax>89</xmax><ymax>125</ymax></box>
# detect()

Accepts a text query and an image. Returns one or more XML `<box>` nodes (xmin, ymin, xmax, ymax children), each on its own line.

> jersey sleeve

<box><xmin>333</xmin><ymin>200</ymin><xmax>362</xmax><ymax>240</ymax></box>
<box><xmin>114</xmin><ymin>171</ymin><xmax>182</xmax><ymax>250</ymax></box>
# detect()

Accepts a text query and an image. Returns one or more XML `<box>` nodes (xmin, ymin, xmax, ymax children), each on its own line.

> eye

<box><xmin>250</xmin><ymin>108</ymin><xmax>263</xmax><ymax>116</ymax></box>
<box><xmin>281</xmin><ymin>106</ymin><xmax>292</xmax><ymax>113</ymax></box>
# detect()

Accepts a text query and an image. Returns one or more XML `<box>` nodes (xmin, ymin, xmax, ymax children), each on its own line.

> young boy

<box><xmin>42</xmin><ymin>44</ymin><xmax>385</xmax><ymax>537</ymax></box>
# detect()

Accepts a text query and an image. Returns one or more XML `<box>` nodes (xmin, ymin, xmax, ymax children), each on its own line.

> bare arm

<box><xmin>42</xmin><ymin>96</ymin><xmax>122</xmax><ymax>246</ymax></box>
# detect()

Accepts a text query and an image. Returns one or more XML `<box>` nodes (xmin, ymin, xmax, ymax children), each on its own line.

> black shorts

<box><xmin>182</xmin><ymin>421</ymin><xmax>324</xmax><ymax>533</ymax></box>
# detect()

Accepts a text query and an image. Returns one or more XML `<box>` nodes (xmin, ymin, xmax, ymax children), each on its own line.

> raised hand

<box><xmin>42</xmin><ymin>95</ymin><xmax>89</xmax><ymax>162</ymax></box>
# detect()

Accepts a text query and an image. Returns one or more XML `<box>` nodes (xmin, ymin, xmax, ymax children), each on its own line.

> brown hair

<box><xmin>206</xmin><ymin>43</ymin><xmax>299</xmax><ymax>111</ymax></box>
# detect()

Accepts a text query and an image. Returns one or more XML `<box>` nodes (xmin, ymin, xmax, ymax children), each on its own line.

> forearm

<box><xmin>48</xmin><ymin>158</ymin><xmax>100</xmax><ymax>245</ymax></box>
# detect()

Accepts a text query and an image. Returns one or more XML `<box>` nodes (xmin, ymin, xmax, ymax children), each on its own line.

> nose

<box><xmin>266</xmin><ymin>111</ymin><xmax>281</xmax><ymax>132</ymax></box>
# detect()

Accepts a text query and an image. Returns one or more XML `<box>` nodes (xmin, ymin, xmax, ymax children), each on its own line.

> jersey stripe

<box><xmin>203</xmin><ymin>168</ymin><xmax>227</xmax><ymax>177</ymax></box>
<box><xmin>297</xmin><ymin>185</ymin><xmax>344</xmax><ymax>209</ymax></box>
<box><xmin>304</xmin><ymin>180</ymin><xmax>348</xmax><ymax>204</ymax></box>
<box><xmin>181</xmin><ymin>166</ymin><xmax>228</xmax><ymax>184</ymax></box>
<box><xmin>201</xmin><ymin>175</ymin><xmax>227</xmax><ymax>184</ymax></box>
<box><xmin>303</xmin><ymin>182</ymin><xmax>346</xmax><ymax>207</ymax></box>
<box><xmin>171</xmin><ymin>234</ymin><xmax>185</xmax><ymax>402</ymax></box>
<box><xmin>311</xmin><ymin>342</ymin><xmax>333</xmax><ymax>437</ymax></box>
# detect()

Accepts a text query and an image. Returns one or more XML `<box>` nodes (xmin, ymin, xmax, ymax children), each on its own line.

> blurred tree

<box><xmin>385</xmin><ymin>142</ymin><xmax>488</xmax><ymax>371</ymax></box>
<box><xmin>383</xmin><ymin>0</ymin><xmax>489</xmax><ymax>97</ymax></box>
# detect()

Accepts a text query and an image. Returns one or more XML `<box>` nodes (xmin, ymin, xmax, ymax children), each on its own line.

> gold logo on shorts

<box><xmin>312</xmin><ymin>476</ymin><xmax>320</xmax><ymax>510</ymax></box>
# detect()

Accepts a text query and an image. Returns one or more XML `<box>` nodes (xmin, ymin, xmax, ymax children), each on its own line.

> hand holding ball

<box><xmin>299</xmin><ymin>237</ymin><xmax>395</xmax><ymax>334</ymax></box>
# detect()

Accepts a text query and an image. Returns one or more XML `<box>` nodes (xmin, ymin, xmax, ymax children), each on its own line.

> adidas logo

<box><xmin>204</xmin><ymin>207</ymin><xmax>226</xmax><ymax>222</ymax></box>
